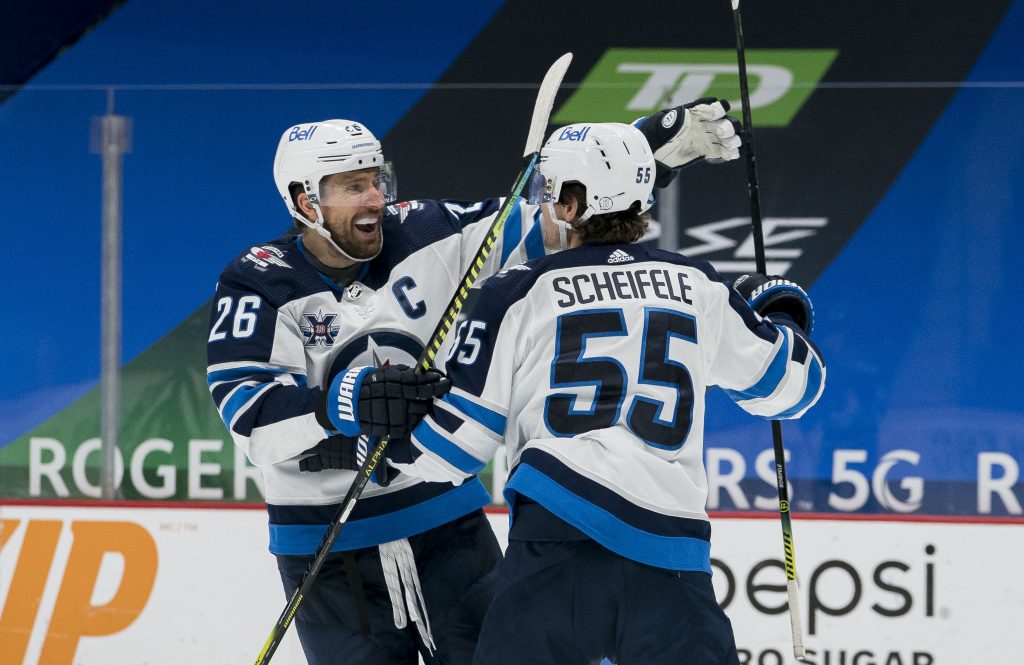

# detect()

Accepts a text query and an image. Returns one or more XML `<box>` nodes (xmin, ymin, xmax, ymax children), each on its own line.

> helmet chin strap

<box><xmin>294</xmin><ymin>201</ymin><xmax>382</xmax><ymax>263</ymax></box>
<box><xmin>542</xmin><ymin>202</ymin><xmax>574</xmax><ymax>251</ymax></box>
<box><xmin>542</xmin><ymin>202</ymin><xmax>593</xmax><ymax>251</ymax></box>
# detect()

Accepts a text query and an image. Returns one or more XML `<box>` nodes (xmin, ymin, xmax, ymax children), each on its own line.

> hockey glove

<box><xmin>636</xmin><ymin>98</ymin><xmax>742</xmax><ymax>187</ymax></box>
<box><xmin>298</xmin><ymin>435</ymin><xmax>398</xmax><ymax>486</ymax></box>
<box><xmin>299</xmin><ymin>434</ymin><xmax>360</xmax><ymax>472</ymax></box>
<box><xmin>734</xmin><ymin>273</ymin><xmax>815</xmax><ymax>335</ymax></box>
<box><xmin>317</xmin><ymin>365</ymin><xmax>451</xmax><ymax>440</ymax></box>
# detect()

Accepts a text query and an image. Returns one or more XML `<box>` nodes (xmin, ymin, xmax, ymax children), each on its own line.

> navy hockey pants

<box><xmin>276</xmin><ymin>509</ymin><xmax>501</xmax><ymax>665</ymax></box>
<box><xmin>472</xmin><ymin>538</ymin><xmax>740</xmax><ymax>665</ymax></box>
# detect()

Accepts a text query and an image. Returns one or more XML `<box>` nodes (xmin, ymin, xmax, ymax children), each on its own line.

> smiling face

<box><xmin>298</xmin><ymin>167</ymin><xmax>386</xmax><ymax>266</ymax></box>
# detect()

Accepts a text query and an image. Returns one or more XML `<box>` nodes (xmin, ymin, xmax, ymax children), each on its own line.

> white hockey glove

<box><xmin>635</xmin><ymin>97</ymin><xmax>742</xmax><ymax>187</ymax></box>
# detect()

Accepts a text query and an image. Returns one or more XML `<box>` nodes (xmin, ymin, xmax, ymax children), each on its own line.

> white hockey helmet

<box><xmin>526</xmin><ymin>122</ymin><xmax>655</xmax><ymax>222</ymax></box>
<box><xmin>272</xmin><ymin>119</ymin><xmax>396</xmax><ymax>262</ymax></box>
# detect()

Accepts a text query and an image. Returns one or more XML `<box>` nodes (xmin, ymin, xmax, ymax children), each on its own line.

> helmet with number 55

<box><xmin>527</xmin><ymin>122</ymin><xmax>655</xmax><ymax>220</ymax></box>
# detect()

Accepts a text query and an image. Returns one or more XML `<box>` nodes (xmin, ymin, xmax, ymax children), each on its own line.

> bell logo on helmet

<box><xmin>557</xmin><ymin>126</ymin><xmax>591</xmax><ymax>142</ymax></box>
<box><xmin>287</xmin><ymin>125</ymin><xmax>318</xmax><ymax>142</ymax></box>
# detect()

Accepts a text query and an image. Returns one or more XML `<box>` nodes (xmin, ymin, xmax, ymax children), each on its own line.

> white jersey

<box><xmin>206</xmin><ymin>197</ymin><xmax>547</xmax><ymax>555</ymax></box>
<box><xmin>391</xmin><ymin>243</ymin><xmax>826</xmax><ymax>572</ymax></box>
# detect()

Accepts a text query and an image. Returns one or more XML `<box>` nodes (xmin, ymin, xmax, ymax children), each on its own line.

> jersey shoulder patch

<box><xmin>385</xmin><ymin>200</ymin><xmax>425</xmax><ymax>223</ymax></box>
<box><xmin>219</xmin><ymin>233</ymin><xmax>331</xmax><ymax>307</ymax></box>
<box><xmin>240</xmin><ymin>244</ymin><xmax>294</xmax><ymax>271</ymax></box>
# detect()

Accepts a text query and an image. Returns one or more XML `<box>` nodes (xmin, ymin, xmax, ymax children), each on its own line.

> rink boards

<box><xmin>1</xmin><ymin>503</ymin><xmax>1021</xmax><ymax>665</ymax></box>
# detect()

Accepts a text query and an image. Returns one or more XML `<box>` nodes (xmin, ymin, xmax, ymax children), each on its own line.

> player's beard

<box><xmin>326</xmin><ymin>210</ymin><xmax>383</xmax><ymax>260</ymax></box>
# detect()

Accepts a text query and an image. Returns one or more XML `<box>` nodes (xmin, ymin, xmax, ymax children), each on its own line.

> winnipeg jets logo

<box><xmin>301</xmin><ymin>309</ymin><xmax>340</xmax><ymax>347</ymax></box>
<box><xmin>328</xmin><ymin>331</ymin><xmax>423</xmax><ymax>383</ymax></box>
<box><xmin>243</xmin><ymin>245</ymin><xmax>292</xmax><ymax>270</ymax></box>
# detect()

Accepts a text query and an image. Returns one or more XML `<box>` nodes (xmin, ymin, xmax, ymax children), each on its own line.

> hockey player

<box><xmin>207</xmin><ymin>104</ymin><xmax>741</xmax><ymax>664</ymax></box>
<box><xmin>367</xmin><ymin>122</ymin><xmax>826</xmax><ymax>664</ymax></box>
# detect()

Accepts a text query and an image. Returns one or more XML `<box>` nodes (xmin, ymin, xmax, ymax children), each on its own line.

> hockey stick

<box><xmin>253</xmin><ymin>51</ymin><xmax>573</xmax><ymax>665</ymax></box>
<box><xmin>729</xmin><ymin>1</ymin><xmax>810</xmax><ymax>662</ymax></box>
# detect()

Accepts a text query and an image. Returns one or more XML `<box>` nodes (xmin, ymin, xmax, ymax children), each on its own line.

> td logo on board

<box><xmin>553</xmin><ymin>48</ymin><xmax>838</xmax><ymax>127</ymax></box>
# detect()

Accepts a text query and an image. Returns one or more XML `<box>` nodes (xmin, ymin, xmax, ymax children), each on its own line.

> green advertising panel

<box><xmin>553</xmin><ymin>48</ymin><xmax>838</xmax><ymax>127</ymax></box>
<box><xmin>0</xmin><ymin>307</ymin><xmax>254</xmax><ymax>501</ymax></box>
<box><xmin>0</xmin><ymin>305</ymin><xmax>502</xmax><ymax>503</ymax></box>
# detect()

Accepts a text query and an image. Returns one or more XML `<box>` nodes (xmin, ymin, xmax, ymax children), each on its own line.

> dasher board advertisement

<box><xmin>2</xmin><ymin>504</ymin><xmax>1022</xmax><ymax>665</ymax></box>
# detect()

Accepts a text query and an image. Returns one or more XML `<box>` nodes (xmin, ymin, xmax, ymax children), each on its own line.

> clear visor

<box><xmin>317</xmin><ymin>162</ymin><xmax>397</xmax><ymax>207</ymax></box>
<box><xmin>524</xmin><ymin>167</ymin><xmax>555</xmax><ymax>205</ymax></box>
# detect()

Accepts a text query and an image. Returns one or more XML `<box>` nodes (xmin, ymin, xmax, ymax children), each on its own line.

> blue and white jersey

<box><xmin>392</xmin><ymin>243</ymin><xmax>826</xmax><ymax>572</ymax></box>
<box><xmin>206</xmin><ymin>197</ymin><xmax>547</xmax><ymax>555</ymax></box>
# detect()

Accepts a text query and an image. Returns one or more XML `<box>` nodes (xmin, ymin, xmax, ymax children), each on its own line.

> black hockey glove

<box><xmin>299</xmin><ymin>434</ymin><xmax>360</xmax><ymax>473</ymax></box>
<box><xmin>734</xmin><ymin>273</ymin><xmax>815</xmax><ymax>335</ymax></box>
<box><xmin>298</xmin><ymin>435</ymin><xmax>398</xmax><ymax>486</ymax></box>
<box><xmin>317</xmin><ymin>365</ymin><xmax>451</xmax><ymax>440</ymax></box>
<box><xmin>635</xmin><ymin>97</ymin><xmax>742</xmax><ymax>187</ymax></box>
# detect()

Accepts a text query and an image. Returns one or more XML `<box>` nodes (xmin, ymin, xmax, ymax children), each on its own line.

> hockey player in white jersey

<box><xmin>367</xmin><ymin>122</ymin><xmax>826</xmax><ymax>664</ymax></box>
<box><xmin>207</xmin><ymin>106</ymin><xmax>742</xmax><ymax>664</ymax></box>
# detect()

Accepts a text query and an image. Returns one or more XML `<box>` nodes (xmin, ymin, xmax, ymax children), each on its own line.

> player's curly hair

<box><xmin>559</xmin><ymin>183</ymin><xmax>649</xmax><ymax>244</ymax></box>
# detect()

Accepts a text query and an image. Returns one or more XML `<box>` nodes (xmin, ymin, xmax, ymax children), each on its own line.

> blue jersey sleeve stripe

<box><xmin>413</xmin><ymin>419</ymin><xmax>486</xmax><ymax>475</ymax></box>
<box><xmin>221</xmin><ymin>382</ymin><xmax>276</xmax><ymax>430</ymax></box>
<box><xmin>499</xmin><ymin>200</ymin><xmax>524</xmax><ymax>266</ymax></box>
<box><xmin>724</xmin><ymin>330</ymin><xmax>791</xmax><ymax>401</ymax></box>
<box><xmin>524</xmin><ymin>214</ymin><xmax>545</xmax><ymax>261</ymax></box>
<box><xmin>207</xmin><ymin>365</ymin><xmax>290</xmax><ymax>386</ymax></box>
<box><xmin>229</xmin><ymin>384</ymin><xmax>320</xmax><ymax>437</ymax></box>
<box><xmin>441</xmin><ymin>393</ymin><xmax>506</xmax><ymax>436</ymax></box>
<box><xmin>775</xmin><ymin>355</ymin><xmax>824</xmax><ymax>419</ymax></box>
<box><xmin>430</xmin><ymin>403</ymin><xmax>467</xmax><ymax>435</ymax></box>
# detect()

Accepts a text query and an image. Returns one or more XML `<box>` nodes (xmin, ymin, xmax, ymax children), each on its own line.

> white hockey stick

<box><xmin>253</xmin><ymin>51</ymin><xmax>573</xmax><ymax>665</ymax></box>
<box><xmin>730</xmin><ymin>1</ymin><xmax>810</xmax><ymax>662</ymax></box>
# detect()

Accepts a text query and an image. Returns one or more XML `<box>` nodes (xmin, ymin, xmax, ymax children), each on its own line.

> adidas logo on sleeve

<box><xmin>607</xmin><ymin>249</ymin><xmax>634</xmax><ymax>264</ymax></box>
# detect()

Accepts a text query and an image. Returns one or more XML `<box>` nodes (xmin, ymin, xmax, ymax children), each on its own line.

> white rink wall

<box><xmin>1</xmin><ymin>504</ymin><xmax>1021</xmax><ymax>665</ymax></box>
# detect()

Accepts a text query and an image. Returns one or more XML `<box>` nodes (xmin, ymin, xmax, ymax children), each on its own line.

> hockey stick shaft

<box><xmin>730</xmin><ymin>1</ymin><xmax>808</xmax><ymax>661</ymax></box>
<box><xmin>254</xmin><ymin>52</ymin><xmax>573</xmax><ymax>665</ymax></box>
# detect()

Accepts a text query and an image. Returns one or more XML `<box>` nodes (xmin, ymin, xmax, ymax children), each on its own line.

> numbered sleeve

<box><xmin>709</xmin><ymin>283</ymin><xmax>826</xmax><ymax>420</ymax></box>
<box><xmin>389</xmin><ymin>282</ymin><xmax>521</xmax><ymax>484</ymax></box>
<box><xmin>206</xmin><ymin>281</ymin><xmax>329</xmax><ymax>465</ymax></box>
